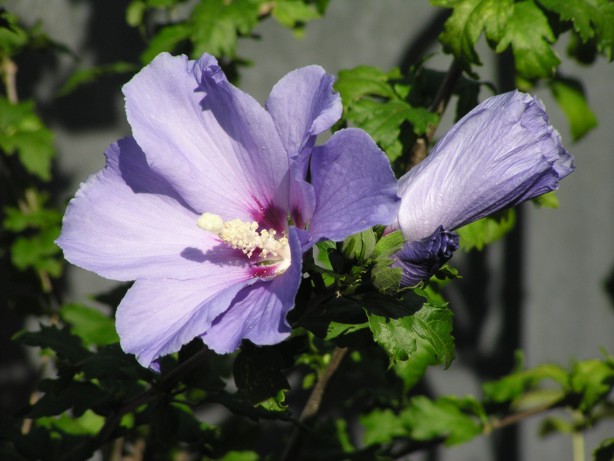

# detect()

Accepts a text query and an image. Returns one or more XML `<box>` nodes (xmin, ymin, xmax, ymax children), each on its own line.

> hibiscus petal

<box><xmin>265</xmin><ymin>65</ymin><xmax>342</xmax><ymax>158</ymax></box>
<box><xmin>308</xmin><ymin>128</ymin><xmax>400</xmax><ymax>243</ymax></box>
<box><xmin>397</xmin><ymin>91</ymin><xmax>575</xmax><ymax>242</ymax></box>
<box><xmin>123</xmin><ymin>53</ymin><xmax>289</xmax><ymax>226</ymax></box>
<box><xmin>57</xmin><ymin>137</ymin><xmax>252</xmax><ymax>282</ymax></box>
<box><xmin>194</xmin><ymin>54</ymin><xmax>291</xmax><ymax>229</ymax></box>
<box><xmin>201</xmin><ymin>227</ymin><xmax>303</xmax><ymax>353</ymax></box>
<box><xmin>289</xmin><ymin>162</ymin><xmax>315</xmax><ymax>230</ymax></box>
<box><xmin>116</xmin><ymin>275</ymin><xmax>252</xmax><ymax>369</ymax></box>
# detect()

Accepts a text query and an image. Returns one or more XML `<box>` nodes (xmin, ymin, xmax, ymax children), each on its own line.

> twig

<box><xmin>405</xmin><ymin>59</ymin><xmax>463</xmax><ymax>171</ymax></box>
<box><xmin>281</xmin><ymin>347</ymin><xmax>349</xmax><ymax>461</ymax></box>
<box><xmin>64</xmin><ymin>348</ymin><xmax>211</xmax><ymax>461</ymax></box>
<box><xmin>2</xmin><ymin>56</ymin><xmax>18</xmax><ymax>104</ymax></box>
<box><xmin>484</xmin><ymin>398</ymin><xmax>568</xmax><ymax>434</ymax></box>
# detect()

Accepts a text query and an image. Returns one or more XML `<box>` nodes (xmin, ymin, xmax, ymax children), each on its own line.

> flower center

<box><xmin>197</xmin><ymin>212</ymin><xmax>291</xmax><ymax>273</ymax></box>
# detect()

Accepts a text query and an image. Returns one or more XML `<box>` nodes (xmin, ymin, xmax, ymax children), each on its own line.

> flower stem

<box><xmin>572</xmin><ymin>431</ymin><xmax>586</xmax><ymax>461</ymax></box>
<box><xmin>2</xmin><ymin>56</ymin><xmax>18</xmax><ymax>104</ymax></box>
<box><xmin>281</xmin><ymin>347</ymin><xmax>349</xmax><ymax>461</ymax></box>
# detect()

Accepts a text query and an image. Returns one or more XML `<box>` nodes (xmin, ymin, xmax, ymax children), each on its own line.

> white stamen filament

<box><xmin>197</xmin><ymin>212</ymin><xmax>291</xmax><ymax>272</ymax></box>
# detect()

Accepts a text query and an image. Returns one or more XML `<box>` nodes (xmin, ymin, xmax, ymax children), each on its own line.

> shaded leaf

<box><xmin>234</xmin><ymin>345</ymin><xmax>291</xmax><ymax>410</ymax></box>
<box><xmin>594</xmin><ymin>438</ymin><xmax>614</xmax><ymax>461</ymax></box>
<box><xmin>16</xmin><ymin>324</ymin><xmax>91</xmax><ymax>364</ymax></box>
<box><xmin>549</xmin><ymin>76</ymin><xmax>598</xmax><ymax>141</ymax></box>
<box><xmin>59</xmin><ymin>62</ymin><xmax>137</xmax><ymax>96</ymax></box>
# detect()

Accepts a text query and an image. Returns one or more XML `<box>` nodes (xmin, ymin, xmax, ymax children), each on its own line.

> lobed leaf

<box><xmin>495</xmin><ymin>0</ymin><xmax>560</xmax><ymax>79</ymax></box>
<box><xmin>0</xmin><ymin>98</ymin><xmax>55</xmax><ymax>181</ymax></box>
<box><xmin>335</xmin><ymin>66</ymin><xmax>437</xmax><ymax>162</ymax></box>
<box><xmin>434</xmin><ymin>0</ymin><xmax>514</xmax><ymax>66</ymax></box>
<box><xmin>367</xmin><ymin>300</ymin><xmax>454</xmax><ymax>367</ymax></box>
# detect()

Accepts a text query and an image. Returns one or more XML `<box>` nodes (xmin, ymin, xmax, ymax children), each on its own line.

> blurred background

<box><xmin>2</xmin><ymin>0</ymin><xmax>613</xmax><ymax>459</ymax></box>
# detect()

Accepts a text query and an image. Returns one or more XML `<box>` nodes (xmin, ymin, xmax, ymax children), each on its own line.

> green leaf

<box><xmin>539</xmin><ymin>415</ymin><xmax>574</xmax><ymax>436</ymax></box>
<box><xmin>335</xmin><ymin>66</ymin><xmax>437</xmax><ymax>162</ymax></box>
<box><xmin>367</xmin><ymin>300</ymin><xmax>455</xmax><ymax>367</ymax></box>
<box><xmin>360</xmin><ymin>409</ymin><xmax>407</xmax><ymax>446</ymax></box>
<box><xmin>532</xmin><ymin>191</ymin><xmax>559</xmax><ymax>208</ymax></box>
<box><xmin>401</xmin><ymin>396</ymin><xmax>483</xmax><ymax>446</ymax></box>
<box><xmin>482</xmin><ymin>363</ymin><xmax>568</xmax><ymax>404</ymax></box>
<box><xmin>59</xmin><ymin>62</ymin><xmax>137</xmax><ymax>96</ymax></box>
<box><xmin>537</xmin><ymin>1</ymin><xmax>591</xmax><ymax>38</ymax></box>
<box><xmin>569</xmin><ymin>359</ymin><xmax>614</xmax><ymax>411</ymax></box>
<box><xmin>0</xmin><ymin>10</ymin><xmax>28</xmax><ymax>55</ymax></box>
<box><xmin>536</xmin><ymin>0</ymin><xmax>596</xmax><ymax>42</ymax></box>
<box><xmin>126</xmin><ymin>0</ymin><xmax>147</xmax><ymax>27</ymax></box>
<box><xmin>325</xmin><ymin>321</ymin><xmax>369</xmax><ymax>341</ymax></box>
<box><xmin>347</xmin><ymin>98</ymin><xmax>437</xmax><ymax>161</ymax></box>
<box><xmin>336</xmin><ymin>66</ymin><xmax>401</xmax><ymax>103</ymax></box>
<box><xmin>594</xmin><ymin>2</ymin><xmax>614</xmax><ymax>60</ymax></box>
<box><xmin>189</xmin><ymin>0</ymin><xmax>262</xmax><ymax>58</ymax></box>
<box><xmin>3</xmin><ymin>189</ymin><xmax>61</xmax><ymax>232</ymax></box>
<box><xmin>457</xmin><ymin>209</ymin><xmax>516</xmax><ymax>251</ymax></box>
<box><xmin>434</xmin><ymin>0</ymin><xmax>514</xmax><ymax>66</ymax></box>
<box><xmin>549</xmin><ymin>76</ymin><xmax>598</xmax><ymax>141</ymax></box>
<box><xmin>495</xmin><ymin>0</ymin><xmax>560</xmax><ymax>79</ymax></box>
<box><xmin>218</xmin><ymin>451</ymin><xmax>259</xmax><ymax>461</ymax></box>
<box><xmin>393</xmin><ymin>337</ymin><xmax>439</xmax><ymax>391</ymax></box>
<box><xmin>36</xmin><ymin>410</ymin><xmax>104</xmax><ymax>436</ymax></box>
<box><xmin>0</xmin><ymin>98</ymin><xmax>55</xmax><ymax>181</ymax></box>
<box><xmin>10</xmin><ymin>226</ymin><xmax>62</xmax><ymax>276</ymax></box>
<box><xmin>59</xmin><ymin>304</ymin><xmax>119</xmax><ymax>347</ymax></box>
<box><xmin>140</xmin><ymin>23</ymin><xmax>191</xmax><ymax>64</ymax></box>
<box><xmin>272</xmin><ymin>0</ymin><xmax>322</xmax><ymax>32</ymax></box>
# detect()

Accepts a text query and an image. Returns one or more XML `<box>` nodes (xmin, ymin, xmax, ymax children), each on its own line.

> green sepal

<box><xmin>342</xmin><ymin>228</ymin><xmax>376</xmax><ymax>262</ymax></box>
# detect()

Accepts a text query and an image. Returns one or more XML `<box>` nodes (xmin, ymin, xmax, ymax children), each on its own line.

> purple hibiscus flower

<box><xmin>57</xmin><ymin>52</ymin><xmax>399</xmax><ymax>369</ymax></box>
<box><xmin>393</xmin><ymin>90</ymin><xmax>575</xmax><ymax>286</ymax></box>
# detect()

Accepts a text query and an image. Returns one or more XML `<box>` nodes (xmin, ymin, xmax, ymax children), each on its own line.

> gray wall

<box><xmin>7</xmin><ymin>0</ymin><xmax>614</xmax><ymax>459</ymax></box>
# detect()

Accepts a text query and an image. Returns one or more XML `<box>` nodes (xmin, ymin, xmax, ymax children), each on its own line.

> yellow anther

<box><xmin>197</xmin><ymin>213</ymin><xmax>291</xmax><ymax>272</ymax></box>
